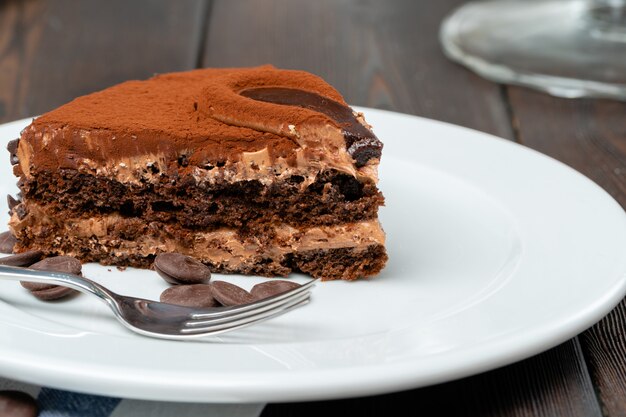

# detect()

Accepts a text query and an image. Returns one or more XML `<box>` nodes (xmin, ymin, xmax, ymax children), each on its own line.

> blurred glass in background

<box><xmin>440</xmin><ymin>0</ymin><xmax>626</xmax><ymax>100</ymax></box>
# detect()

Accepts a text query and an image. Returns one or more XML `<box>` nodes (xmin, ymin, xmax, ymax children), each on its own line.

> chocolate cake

<box><xmin>7</xmin><ymin>66</ymin><xmax>387</xmax><ymax>280</ymax></box>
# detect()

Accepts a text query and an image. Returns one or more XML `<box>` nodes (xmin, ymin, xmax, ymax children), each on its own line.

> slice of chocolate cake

<box><xmin>7</xmin><ymin>66</ymin><xmax>387</xmax><ymax>280</ymax></box>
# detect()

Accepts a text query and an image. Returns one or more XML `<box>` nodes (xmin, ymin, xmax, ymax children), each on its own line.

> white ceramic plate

<box><xmin>0</xmin><ymin>109</ymin><xmax>624</xmax><ymax>403</ymax></box>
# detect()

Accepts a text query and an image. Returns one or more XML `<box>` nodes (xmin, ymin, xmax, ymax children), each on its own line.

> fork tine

<box><xmin>190</xmin><ymin>278</ymin><xmax>318</xmax><ymax>319</ymax></box>
<box><xmin>185</xmin><ymin>289</ymin><xmax>312</xmax><ymax>327</ymax></box>
<box><xmin>180</xmin><ymin>292</ymin><xmax>310</xmax><ymax>335</ymax></box>
<box><xmin>180</xmin><ymin>299</ymin><xmax>310</xmax><ymax>338</ymax></box>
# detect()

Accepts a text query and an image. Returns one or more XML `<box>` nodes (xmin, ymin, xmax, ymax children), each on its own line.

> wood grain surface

<box><xmin>0</xmin><ymin>0</ymin><xmax>208</xmax><ymax>123</ymax></box>
<box><xmin>263</xmin><ymin>341</ymin><xmax>602</xmax><ymax>417</ymax></box>
<box><xmin>0</xmin><ymin>0</ymin><xmax>624</xmax><ymax>416</ymax></box>
<box><xmin>204</xmin><ymin>0</ymin><xmax>514</xmax><ymax>139</ymax></box>
<box><xmin>506</xmin><ymin>86</ymin><xmax>626</xmax><ymax>416</ymax></box>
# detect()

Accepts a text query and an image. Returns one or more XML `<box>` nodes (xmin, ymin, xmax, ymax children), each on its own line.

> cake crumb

<box><xmin>116</xmin><ymin>266</ymin><xmax>127</xmax><ymax>271</ymax></box>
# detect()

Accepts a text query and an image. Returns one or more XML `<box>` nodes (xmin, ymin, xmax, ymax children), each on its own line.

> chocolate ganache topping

<box><xmin>240</xmin><ymin>87</ymin><xmax>382</xmax><ymax>167</ymax></box>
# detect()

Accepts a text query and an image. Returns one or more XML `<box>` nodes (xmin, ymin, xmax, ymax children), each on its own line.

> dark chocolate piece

<box><xmin>160</xmin><ymin>284</ymin><xmax>219</xmax><ymax>308</ymax></box>
<box><xmin>240</xmin><ymin>87</ymin><xmax>383</xmax><ymax>167</ymax></box>
<box><xmin>0</xmin><ymin>231</ymin><xmax>17</xmax><ymax>254</ymax></box>
<box><xmin>251</xmin><ymin>280</ymin><xmax>301</xmax><ymax>300</ymax></box>
<box><xmin>7</xmin><ymin>195</ymin><xmax>19</xmax><ymax>213</ymax></box>
<box><xmin>29</xmin><ymin>255</ymin><xmax>82</xmax><ymax>275</ymax></box>
<box><xmin>28</xmin><ymin>285</ymin><xmax>76</xmax><ymax>301</ymax></box>
<box><xmin>0</xmin><ymin>250</ymin><xmax>43</xmax><ymax>266</ymax></box>
<box><xmin>154</xmin><ymin>253</ymin><xmax>211</xmax><ymax>285</ymax></box>
<box><xmin>19</xmin><ymin>280</ymin><xmax>57</xmax><ymax>292</ymax></box>
<box><xmin>209</xmin><ymin>281</ymin><xmax>254</xmax><ymax>306</ymax></box>
<box><xmin>0</xmin><ymin>390</ymin><xmax>39</xmax><ymax>417</ymax></box>
<box><xmin>21</xmin><ymin>256</ymin><xmax>81</xmax><ymax>300</ymax></box>
<box><xmin>7</xmin><ymin>138</ymin><xmax>19</xmax><ymax>165</ymax></box>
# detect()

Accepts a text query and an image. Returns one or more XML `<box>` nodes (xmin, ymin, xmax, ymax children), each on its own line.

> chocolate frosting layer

<box><xmin>17</xmin><ymin>66</ymin><xmax>382</xmax><ymax>182</ymax></box>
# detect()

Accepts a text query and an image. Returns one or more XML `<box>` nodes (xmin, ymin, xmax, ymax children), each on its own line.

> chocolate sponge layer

<box><xmin>19</xmin><ymin>169</ymin><xmax>383</xmax><ymax>229</ymax></box>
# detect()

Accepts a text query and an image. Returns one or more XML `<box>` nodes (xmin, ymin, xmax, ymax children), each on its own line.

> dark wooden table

<box><xmin>1</xmin><ymin>1</ymin><xmax>625</xmax><ymax>415</ymax></box>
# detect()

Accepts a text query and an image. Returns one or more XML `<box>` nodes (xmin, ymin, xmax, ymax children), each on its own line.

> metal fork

<box><xmin>0</xmin><ymin>265</ymin><xmax>316</xmax><ymax>340</ymax></box>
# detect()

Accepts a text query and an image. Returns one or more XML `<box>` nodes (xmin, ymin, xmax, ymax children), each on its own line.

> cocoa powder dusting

<box><xmin>21</xmin><ymin>66</ymin><xmax>361</xmax><ymax>175</ymax></box>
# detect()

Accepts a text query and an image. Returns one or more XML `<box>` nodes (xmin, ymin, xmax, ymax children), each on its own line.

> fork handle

<box><xmin>0</xmin><ymin>265</ymin><xmax>114</xmax><ymax>301</ymax></box>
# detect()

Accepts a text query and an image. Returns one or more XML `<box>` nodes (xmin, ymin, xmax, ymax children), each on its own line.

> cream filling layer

<box><xmin>10</xmin><ymin>204</ymin><xmax>385</xmax><ymax>269</ymax></box>
<box><xmin>18</xmin><ymin>125</ymin><xmax>380</xmax><ymax>188</ymax></box>
<box><xmin>74</xmin><ymin>148</ymin><xmax>379</xmax><ymax>189</ymax></box>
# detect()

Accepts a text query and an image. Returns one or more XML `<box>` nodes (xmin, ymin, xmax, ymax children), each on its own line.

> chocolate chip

<box><xmin>0</xmin><ymin>250</ymin><xmax>43</xmax><ymax>266</ymax></box>
<box><xmin>7</xmin><ymin>195</ymin><xmax>19</xmax><ymax>213</ymax></box>
<box><xmin>21</xmin><ymin>256</ymin><xmax>82</xmax><ymax>301</ymax></box>
<box><xmin>154</xmin><ymin>253</ymin><xmax>211</xmax><ymax>285</ymax></box>
<box><xmin>6</xmin><ymin>138</ymin><xmax>18</xmax><ymax>154</ymax></box>
<box><xmin>209</xmin><ymin>281</ymin><xmax>254</xmax><ymax>306</ymax></box>
<box><xmin>0</xmin><ymin>231</ymin><xmax>17</xmax><ymax>254</ymax></box>
<box><xmin>0</xmin><ymin>390</ymin><xmax>38</xmax><ymax>417</ymax></box>
<box><xmin>6</xmin><ymin>138</ymin><xmax>19</xmax><ymax>165</ymax></box>
<box><xmin>20</xmin><ymin>280</ymin><xmax>56</xmax><ymax>292</ymax></box>
<box><xmin>251</xmin><ymin>280</ymin><xmax>301</xmax><ymax>300</ymax></box>
<box><xmin>28</xmin><ymin>285</ymin><xmax>76</xmax><ymax>301</ymax></box>
<box><xmin>29</xmin><ymin>256</ymin><xmax>82</xmax><ymax>275</ymax></box>
<box><xmin>160</xmin><ymin>284</ymin><xmax>219</xmax><ymax>308</ymax></box>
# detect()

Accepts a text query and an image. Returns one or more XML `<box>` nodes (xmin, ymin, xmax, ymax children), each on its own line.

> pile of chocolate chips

<box><xmin>0</xmin><ymin>231</ymin><xmax>301</xmax><ymax>307</ymax></box>
<box><xmin>154</xmin><ymin>252</ymin><xmax>301</xmax><ymax>307</ymax></box>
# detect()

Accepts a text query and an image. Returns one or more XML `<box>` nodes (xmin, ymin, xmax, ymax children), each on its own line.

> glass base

<box><xmin>440</xmin><ymin>0</ymin><xmax>626</xmax><ymax>100</ymax></box>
